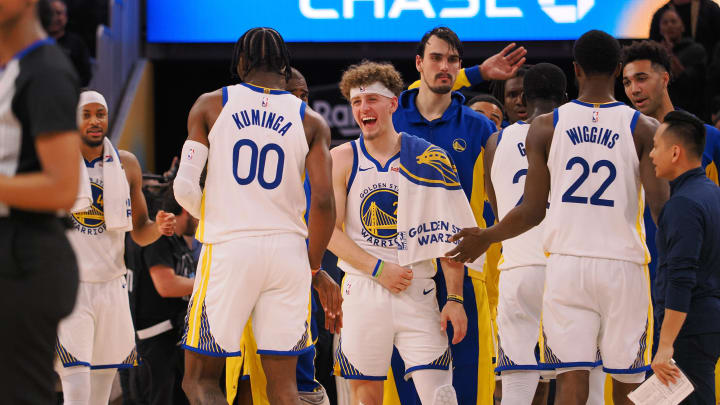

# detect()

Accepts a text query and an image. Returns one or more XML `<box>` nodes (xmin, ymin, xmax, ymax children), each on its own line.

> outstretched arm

<box><xmin>446</xmin><ymin>113</ymin><xmax>552</xmax><ymax>262</ymax></box>
<box><xmin>123</xmin><ymin>150</ymin><xmax>175</xmax><ymax>246</ymax></box>
<box><xmin>484</xmin><ymin>131</ymin><xmax>500</xmax><ymax>216</ymax></box>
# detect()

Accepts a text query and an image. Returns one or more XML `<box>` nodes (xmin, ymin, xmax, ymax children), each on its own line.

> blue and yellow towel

<box><xmin>396</xmin><ymin>133</ymin><xmax>485</xmax><ymax>272</ymax></box>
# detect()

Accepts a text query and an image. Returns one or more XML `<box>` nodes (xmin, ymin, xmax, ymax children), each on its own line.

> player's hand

<box><xmin>651</xmin><ymin>343</ymin><xmax>680</xmax><ymax>386</ymax></box>
<box><xmin>441</xmin><ymin>301</ymin><xmax>467</xmax><ymax>345</ymax></box>
<box><xmin>480</xmin><ymin>43</ymin><xmax>527</xmax><ymax>81</ymax></box>
<box><xmin>377</xmin><ymin>262</ymin><xmax>413</xmax><ymax>294</ymax></box>
<box><xmin>155</xmin><ymin>210</ymin><xmax>176</xmax><ymax>236</ymax></box>
<box><xmin>312</xmin><ymin>270</ymin><xmax>343</xmax><ymax>334</ymax></box>
<box><xmin>445</xmin><ymin>227</ymin><xmax>490</xmax><ymax>263</ymax></box>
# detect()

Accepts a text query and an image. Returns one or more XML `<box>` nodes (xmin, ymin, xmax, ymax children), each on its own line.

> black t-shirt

<box><xmin>1</xmin><ymin>39</ymin><xmax>79</xmax><ymax>217</ymax></box>
<box><xmin>127</xmin><ymin>235</ymin><xmax>196</xmax><ymax>330</ymax></box>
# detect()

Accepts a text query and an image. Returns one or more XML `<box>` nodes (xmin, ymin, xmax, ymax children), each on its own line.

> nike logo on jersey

<box><xmin>423</xmin><ymin>288</ymin><xmax>434</xmax><ymax>295</ymax></box>
<box><xmin>359</xmin><ymin>167</ymin><xmax>373</xmax><ymax>172</ymax></box>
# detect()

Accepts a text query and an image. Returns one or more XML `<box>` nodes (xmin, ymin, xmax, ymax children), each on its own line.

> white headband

<box><xmin>349</xmin><ymin>82</ymin><xmax>396</xmax><ymax>100</ymax></box>
<box><xmin>77</xmin><ymin>91</ymin><xmax>108</xmax><ymax>127</ymax></box>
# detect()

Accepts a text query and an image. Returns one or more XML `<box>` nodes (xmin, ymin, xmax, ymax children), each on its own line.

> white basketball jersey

<box><xmin>490</xmin><ymin>122</ymin><xmax>546</xmax><ymax>270</ymax></box>
<box><xmin>339</xmin><ymin>137</ymin><xmax>435</xmax><ymax>279</ymax></box>
<box><xmin>544</xmin><ymin>100</ymin><xmax>649</xmax><ymax>264</ymax></box>
<box><xmin>67</xmin><ymin>160</ymin><xmax>127</xmax><ymax>282</ymax></box>
<box><xmin>197</xmin><ymin>83</ymin><xmax>309</xmax><ymax>244</ymax></box>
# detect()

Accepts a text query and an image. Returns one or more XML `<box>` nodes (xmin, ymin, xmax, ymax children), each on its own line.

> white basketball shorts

<box><xmin>496</xmin><ymin>265</ymin><xmax>545</xmax><ymax>373</ymax></box>
<box><xmin>335</xmin><ymin>273</ymin><xmax>450</xmax><ymax>381</ymax></box>
<box><xmin>56</xmin><ymin>276</ymin><xmax>137</xmax><ymax>369</ymax></box>
<box><xmin>181</xmin><ymin>233</ymin><xmax>312</xmax><ymax>357</ymax></box>
<box><xmin>539</xmin><ymin>254</ymin><xmax>652</xmax><ymax>376</ymax></box>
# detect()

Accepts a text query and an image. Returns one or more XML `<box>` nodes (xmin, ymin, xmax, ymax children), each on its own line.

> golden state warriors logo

<box><xmin>72</xmin><ymin>183</ymin><xmax>105</xmax><ymax>229</ymax></box>
<box><xmin>452</xmin><ymin>138</ymin><xmax>467</xmax><ymax>152</ymax></box>
<box><xmin>360</xmin><ymin>188</ymin><xmax>398</xmax><ymax>240</ymax></box>
<box><xmin>413</xmin><ymin>146</ymin><xmax>461</xmax><ymax>188</ymax></box>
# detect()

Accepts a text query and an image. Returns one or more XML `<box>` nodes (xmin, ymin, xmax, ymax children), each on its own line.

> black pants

<box><xmin>674</xmin><ymin>333</ymin><xmax>720</xmax><ymax>405</ymax></box>
<box><xmin>127</xmin><ymin>329</ymin><xmax>188</xmax><ymax>405</ymax></box>
<box><xmin>0</xmin><ymin>216</ymin><xmax>78</xmax><ymax>404</ymax></box>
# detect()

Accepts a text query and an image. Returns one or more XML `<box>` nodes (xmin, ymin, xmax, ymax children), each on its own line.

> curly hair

<box><xmin>573</xmin><ymin>30</ymin><xmax>621</xmax><ymax>76</ymax></box>
<box><xmin>621</xmin><ymin>40</ymin><xmax>672</xmax><ymax>76</ymax></box>
<box><xmin>339</xmin><ymin>60</ymin><xmax>404</xmax><ymax>101</ymax></box>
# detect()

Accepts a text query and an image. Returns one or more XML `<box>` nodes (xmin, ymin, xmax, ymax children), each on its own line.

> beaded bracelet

<box><xmin>447</xmin><ymin>294</ymin><xmax>464</xmax><ymax>304</ymax></box>
<box><xmin>371</xmin><ymin>259</ymin><xmax>384</xmax><ymax>279</ymax></box>
<box><xmin>311</xmin><ymin>268</ymin><xmax>321</xmax><ymax>276</ymax></box>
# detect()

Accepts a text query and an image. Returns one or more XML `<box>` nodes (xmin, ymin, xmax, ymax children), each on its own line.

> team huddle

<box><xmin>52</xmin><ymin>25</ymin><xmax>720</xmax><ymax>405</ymax></box>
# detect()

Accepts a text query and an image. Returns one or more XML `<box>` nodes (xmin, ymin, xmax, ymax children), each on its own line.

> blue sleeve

<box><xmin>705</xmin><ymin>125</ymin><xmax>720</xmax><ymax>166</ymax></box>
<box><xmin>464</xmin><ymin>65</ymin><xmax>484</xmax><ymax>86</ymax></box>
<box><xmin>660</xmin><ymin>197</ymin><xmax>705</xmax><ymax>313</ymax></box>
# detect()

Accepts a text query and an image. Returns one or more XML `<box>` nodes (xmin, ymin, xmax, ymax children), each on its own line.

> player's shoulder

<box><xmin>118</xmin><ymin>150</ymin><xmax>141</xmax><ymax>170</ymax></box>
<box><xmin>331</xmin><ymin>140</ymin><xmax>354</xmax><ymax>160</ymax></box>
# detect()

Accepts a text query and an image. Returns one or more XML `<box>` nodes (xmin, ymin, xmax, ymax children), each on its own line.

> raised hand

<box><xmin>480</xmin><ymin>43</ymin><xmax>527</xmax><ymax>81</ymax></box>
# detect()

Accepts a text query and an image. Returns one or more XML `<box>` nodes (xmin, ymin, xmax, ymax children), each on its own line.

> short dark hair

<box><xmin>162</xmin><ymin>182</ymin><xmax>184</xmax><ymax>216</ymax></box>
<box><xmin>466</xmin><ymin>94</ymin><xmax>505</xmax><ymax>116</ymax></box>
<box><xmin>621</xmin><ymin>40</ymin><xmax>672</xmax><ymax>76</ymax></box>
<box><xmin>416</xmin><ymin>27</ymin><xmax>463</xmax><ymax>59</ymax></box>
<box><xmin>230</xmin><ymin>27</ymin><xmax>292</xmax><ymax>82</ymax></box>
<box><xmin>663</xmin><ymin>110</ymin><xmax>706</xmax><ymax>159</ymax></box>
<box><xmin>489</xmin><ymin>65</ymin><xmax>532</xmax><ymax>105</ymax></box>
<box><xmin>523</xmin><ymin>63</ymin><xmax>567</xmax><ymax>104</ymax></box>
<box><xmin>573</xmin><ymin>30</ymin><xmax>621</xmax><ymax>76</ymax></box>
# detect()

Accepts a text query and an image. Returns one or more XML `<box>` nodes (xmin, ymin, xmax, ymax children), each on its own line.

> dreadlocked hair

<box><xmin>230</xmin><ymin>27</ymin><xmax>292</xmax><ymax>83</ymax></box>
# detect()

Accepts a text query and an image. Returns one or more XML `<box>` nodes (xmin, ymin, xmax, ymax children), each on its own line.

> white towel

<box><xmin>101</xmin><ymin>137</ymin><xmax>133</xmax><ymax>231</ymax></box>
<box><xmin>71</xmin><ymin>157</ymin><xmax>92</xmax><ymax>213</ymax></box>
<box><xmin>396</xmin><ymin>133</ymin><xmax>485</xmax><ymax>272</ymax></box>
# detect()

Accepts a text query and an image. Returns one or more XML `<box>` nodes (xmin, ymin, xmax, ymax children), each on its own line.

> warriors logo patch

<box><xmin>360</xmin><ymin>188</ymin><xmax>398</xmax><ymax>240</ymax></box>
<box><xmin>72</xmin><ymin>182</ymin><xmax>105</xmax><ymax>228</ymax></box>
<box><xmin>452</xmin><ymin>138</ymin><xmax>467</xmax><ymax>152</ymax></box>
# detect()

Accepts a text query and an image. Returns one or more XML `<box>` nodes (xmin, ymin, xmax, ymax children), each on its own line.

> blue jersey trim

<box><xmin>571</xmin><ymin>99</ymin><xmax>624</xmax><ymax>109</ymax></box>
<box><xmin>347</xmin><ymin>141</ymin><xmax>359</xmax><ymax>195</ymax></box>
<box><xmin>497</xmin><ymin>128</ymin><xmax>505</xmax><ymax>146</ymax></box>
<box><xmin>59</xmin><ymin>360</ymin><xmax>91</xmax><ymax>368</ymax></box>
<box><xmin>341</xmin><ymin>374</ymin><xmax>387</xmax><ymax>381</ymax></box>
<box><xmin>495</xmin><ymin>364</ymin><xmax>543</xmax><ymax>372</ymax></box>
<box><xmin>516</xmin><ymin>120</ymin><xmax>528</xmax><ymax>125</ymax></box>
<box><xmin>241</xmin><ymin>82</ymin><xmax>290</xmax><ymax>95</ymax></box>
<box><xmin>359</xmin><ymin>136</ymin><xmax>399</xmax><ymax>172</ymax></box>
<box><xmin>603</xmin><ymin>365</ymin><xmax>651</xmax><ymax>374</ymax></box>
<box><xmin>630</xmin><ymin>110</ymin><xmax>641</xmax><ymax>134</ymax></box>
<box><xmin>405</xmin><ymin>363</ymin><xmax>450</xmax><ymax>376</ymax></box>
<box><xmin>240</xmin><ymin>374</ymin><xmax>250</xmax><ymax>381</ymax></box>
<box><xmin>14</xmin><ymin>38</ymin><xmax>55</xmax><ymax>61</ymax></box>
<box><xmin>538</xmin><ymin>360</ymin><xmax>602</xmax><ymax>369</ymax></box>
<box><xmin>90</xmin><ymin>363</ymin><xmax>137</xmax><ymax>370</ymax></box>
<box><xmin>256</xmin><ymin>345</ymin><xmax>315</xmax><ymax>357</ymax></box>
<box><xmin>300</xmin><ymin>101</ymin><xmax>307</xmax><ymax>120</ymax></box>
<box><xmin>222</xmin><ymin>86</ymin><xmax>228</xmax><ymax>106</ymax></box>
<box><xmin>84</xmin><ymin>156</ymin><xmax>102</xmax><ymax>168</ymax></box>
<box><xmin>552</xmin><ymin>108</ymin><xmax>559</xmax><ymax>128</ymax></box>
<box><xmin>181</xmin><ymin>345</ymin><xmax>243</xmax><ymax>358</ymax></box>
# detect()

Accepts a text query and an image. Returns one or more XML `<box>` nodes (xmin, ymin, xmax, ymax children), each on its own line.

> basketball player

<box><xmin>467</xmin><ymin>94</ymin><xmax>505</xmax><ymax>131</ymax></box>
<box><xmin>447</xmin><ymin>30</ymin><xmax>670</xmax><ymax>405</ymax></box>
<box><xmin>0</xmin><ymin>1</ymin><xmax>81</xmax><ymax>402</ymax></box>
<box><xmin>622</xmin><ymin>40</ymin><xmax>720</xmax><ymax>185</ymax></box>
<box><xmin>56</xmin><ymin>90</ymin><xmax>176</xmax><ymax>405</ymax></box>
<box><xmin>392</xmin><ymin>27</ymin><xmax>525</xmax><ymax>405</ymax></box>
<box><xmin>226</xmin><ymin>65</ymin><xmax>339</xmax><ymax>405</ymax></box>
<box><xmin>175</xmin><ymin>28</ymin><xmax>335</xmax><ymax>405</ymax></box>
<box><xmin>483</xmin><ymin>63</ymin><xmax>567</xmax><ymax>405</ymax></box>
<box><xmin>331</xmin><ymin>60</ymin><xmax>467</xmax><ymax>405</ymax></box>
